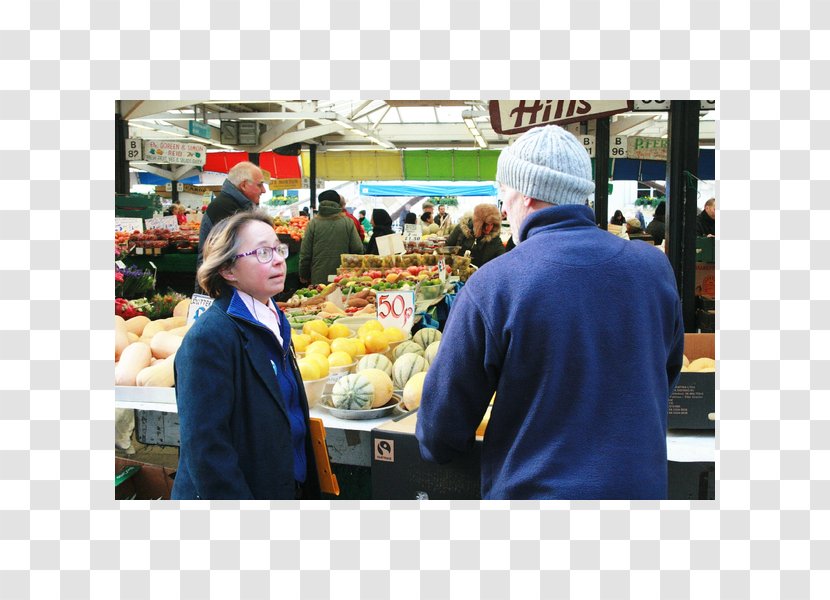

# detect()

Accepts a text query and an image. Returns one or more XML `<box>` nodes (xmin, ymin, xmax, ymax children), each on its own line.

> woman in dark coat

<box><xmin>172</xmin><ymin>210</ymin><xmax>320</xmax><ymax>500</ymax></box>
<box><xmin>610</xmin><ymin>209</ymin><xmax>626</xmax><ymax>226</ymax></box>
<box><xmin>446</xmin><ymin>203</ymin><xmax>506</xmax><ymax>268</ymax></box>
<box><xmin>646</xmin><ymin>201</ymin><xmax>666</xmax><ymax>245</ymax></box>
<box><xmin>366</xmin><ymin>208</ymin><xmax>395</xmax><ymax>255</ymax></box>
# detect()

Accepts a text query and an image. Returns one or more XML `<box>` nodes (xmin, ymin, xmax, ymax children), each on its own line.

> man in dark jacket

<box><xmin>196</xmin><ymin>161</ymin><xmax>266</xmax><ymax>288</ymax></box>
<box><xmin>417</xmin><ymin>125</ymin><xmax>684</xmax><ymax>500</ymax></box>
<box><xmin>697</xmin><ymin>197</ymin><xmax>716</xmax><ymax>237</ymax></box>
<box><xmin>299</xmin><ymin>192</ymin><xmax>364</xmax><ymax>284</ymax></box>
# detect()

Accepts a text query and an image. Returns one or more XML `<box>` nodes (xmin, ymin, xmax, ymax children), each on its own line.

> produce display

<box><xmin>114</xmin><ymin>297</ymin><xmax>192</xmax><ymax>389</ymax></box>
<box><xmin>273</xmin><ymin>216</ymin><xmax>309</xmax><ymax>242</ymax></box>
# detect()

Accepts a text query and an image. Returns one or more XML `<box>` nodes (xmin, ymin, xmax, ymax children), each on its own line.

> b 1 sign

<box><xmin>376</xmin><ymin>290</ymin><xmax>415</xmax><ymax>333</ymax></box>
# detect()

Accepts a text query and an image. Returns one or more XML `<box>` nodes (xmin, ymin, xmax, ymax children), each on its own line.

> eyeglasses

<box><xmin>235</xmin><ymin>244</ymin><xmax>289</xmax><ymax>263</ymax></box>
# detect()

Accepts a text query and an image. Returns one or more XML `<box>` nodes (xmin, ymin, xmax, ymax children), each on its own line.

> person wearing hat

<box><xmin>646</xmin><ymin>201</ymin><xmax>666</xmax><ymax>245</ymax></box>
<box><xmin>416</xmin><ymin>124</ymin><xmax>684</xmax><ymax>500</ymax></box>
<box><xmin>445</xmin><ymin>204</ymin><xmax>505</xmax><ymax>267</ymax></box>
<box><xmin>299</xmin><ymin>190</ymin><xmax>364</xmax><ymax>285</ymax></box>
<box><xmin>365</xmin><ymin>208</ymin><xmax>395</xmax><ymax>255</ymax></box>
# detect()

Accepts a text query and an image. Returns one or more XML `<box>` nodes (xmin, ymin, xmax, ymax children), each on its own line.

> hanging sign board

<box><xmin>188</xmin><ymin>120</ymin><xmax>212</xmax><ymax>140</ymax></box>
<box><xmin>270</xmin><ymin>178</ymin><xmax>303</xmax><ymax>190</ymax></box>
<box><xmin>376</xmin><ymin>290</ymin><xmax>416</xmax><ymax>333</ymax></box>
<box><xmin>627</xmin><ymin>137</ymin><xmax>669</xmax><ymax>161</ymax></box>
<box><xmin>143</xmin><ymin>140</ymin><xmax>207</xmax><ymax>166</ymax></box>
<box><xmin>581</xmin><ymin>135</ymin><xmax>596</xmax><ymax>158</ymax></box>
<box><xmin>611</xmin><ymin>135</ymin><xmax>627</xmax><ymax>158</ymax></box>
<box><xmin>633</xmin><ymin>100</ymin><xmax>716</xmax><ymax>112</ymax></box>
<box><xmin>145</xmin><ymin>216</ymin><xmax>180</xmax><ymax>232</ymax></box>
<box><xmin>115</xmin><ymin>217</ymin><xmax>144</xmax><ymax>233</ymax></box>
<box><xmin>187</xmin><ymin>294</ymin><xmax>215</xmax><ymax>325</ymax></box>
<box><xmin>489</xmin><ymin>100</ymin><xmax>633</xmax><ymax>135</ymax></box>
<box><xmin>403</xmin><ymin>224</ymin><xmax>421</xmax><ymax>242</ymax></box>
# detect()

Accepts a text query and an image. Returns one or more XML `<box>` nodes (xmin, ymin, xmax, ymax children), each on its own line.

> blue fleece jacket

<box><xmin>416</xmin><ymin>204</ymin><xmax>684</xmax><ymax>500</ymax></box>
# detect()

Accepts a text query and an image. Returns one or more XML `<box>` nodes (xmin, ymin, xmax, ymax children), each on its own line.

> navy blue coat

<box><xmin>172</xmin><ymin>288</ymin><xmax>321</xmax><ymax>500</ymax></box>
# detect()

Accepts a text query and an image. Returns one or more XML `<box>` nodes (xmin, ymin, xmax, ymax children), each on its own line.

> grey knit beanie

<box><xmin>496</xmin><ymin>125</ymin><xmax>595</xmax><ymax>205</ymax></box>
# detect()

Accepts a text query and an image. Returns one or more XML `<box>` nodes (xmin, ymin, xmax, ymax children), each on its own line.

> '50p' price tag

<box><xmin>376</xmin><ymin>290</ymin><xmax>415</xmax><ymax>333</ymax></box>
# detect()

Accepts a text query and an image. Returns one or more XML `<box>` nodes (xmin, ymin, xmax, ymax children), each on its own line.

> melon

<box><xmin>392</xmin><ymin>341</ymin><xmax>424</xmax><ymax>361</ymax></box>
<box><xmin>413</xmin><ymin>328</ymin><xmax>442</xmax><ymax>350</ymax></box>
<box><xmin>357</xmin><ymin>353</ymin><xmax>393</xmax><ymax>377</ymax></box>
<box><xmin>424</xmin><ymin>341</ymin><xmax>441</xmax><ymax>366</ymax></box>
<box><xmin>359</xmin><ymin>368</ymin><xmax>395</xmax><ymax>408</ymax></box>
<box><xmin>393</xmin><ymin>353</ymin><xmax>427</xmax><ymax>390</ymax></box>
<box><xmin>331</xmin><ymin>373</ymin><xmax>374</xmax><ymax>410</ymax></box>
<box><xmin>402</xmin><ymin>371</ymin><xmax>427</xmax><ymax>410</ymax></box>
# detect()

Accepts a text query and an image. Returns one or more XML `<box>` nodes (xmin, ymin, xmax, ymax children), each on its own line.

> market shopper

<box><xmin>416</xmin><ymin>125</ymin><xmax>684</xmax><ymax>500</ymax></box>
<box><xmin>445</xmin><ymin>204</ymin><xmax>506</xmax><ymax>268</ymax></box>
<box><xmin>610</xmin><ymin>209</ymin><xmax>626</xmax><ymax>226</ymax></box>
<box><xmin>322</xmin><ymin>190</ymin><xmax>366</xmax><ymax>241</ymax></box>
<box><xmin>358</xmin><ymin>210</ymin><xmax>373</xmax><ymax>239</ymax></box>
<box><xmin>299</xmin><ymin>190</ymin><xmax>364</xmax><ymax>285</ymax></box>
<box><xmin>173</xmin><ymin>210</ymin><xmax>320</xmax><ymax>500</ymax></box>
<box><xmin>366</xmin><ymin>208</ymin><xmax>395</xmax><ymax>255</ymax></box>
<box><xmin>646</xmin><ymin>201</ymin><xmax>666</xmax><ymax>245</ymax></box>
<box><xmin>434</xmin><ymin>204</ymin><xmax>451</xmax><ymax>227</ymax></box>
<box><xmin>195</xmin><ymin>161</ymin><xmax>266</xmax><ymax>290</ymax></box>
<box><xmin>697</xmin><ymin>197</ymin><xmax>716</xmax><ymax>237</ymax></box>
<box><xmin>420</xmin><ymin>212</ymin><xmax>440</xmax><ymax>235</ymax></box>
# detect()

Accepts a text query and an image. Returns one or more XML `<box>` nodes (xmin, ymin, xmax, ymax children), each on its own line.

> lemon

<box><xmin>302</xmin><ymin>319</ymin><xmax>329</xmax><ymax>337</ymax></box>
<box><xmin>382</xmin><ymin>326</ymin><xmax>406</xmax><ymax>343</ymax></box>
<box><xmin>363</xmin><ymin>331</ymin><xmax>389</xmax><ymax>354</ymax></box>
<box><xmin>327</xmin><ymin>323</ymin><xmax>351</xmax><ymax>340</ymax></box>
<box><xmin>330</xmin><ymin>337</ymin><xmax>356</xmax><ymax>357</ymax></box>
<box><xmin>292</xmin><ymin>333</ymin><xmax>312</xmax><ymax>353</ymax></box>
<box><xmin>304</xmin><ymin>352</ymin><xmax>330</xmax><ymax>378</ymax></box>
<box><xmin>350</xmin><ymin>337</ymin><xmax>366</xmax><ymax>357</ymax></box>
<box><xmin>308</xmin><ymin>330</ymin><xmax>330</xmax><ymax>343</ymax></box>
<box><xmin>362</xmin><ymin>319</ymin><xmax>384</xmax><ymax>332</ymax></box>
<box><xmin>328</xmin><ymin>351</ymin><xmax>354</xmax><ymax>368</ymax></box>
<box><xmin>306</xmin><ymin>340</ymin><xmax>331</xmax><ymax>357</ymax></box>
<box><xmin>297</xmin><ymin>358</ymin><xmax>321</xmax><ymax>381</ymax></box>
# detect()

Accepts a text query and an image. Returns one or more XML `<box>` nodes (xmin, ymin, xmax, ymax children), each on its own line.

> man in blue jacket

<box><xmin>416</xmin><ymin>125</ymin><xmax>685</xmax><ymax>500</ymax></box>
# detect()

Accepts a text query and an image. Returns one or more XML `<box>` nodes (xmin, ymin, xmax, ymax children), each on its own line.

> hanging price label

<box><xmin>376</xmin><ymin>290</ymin><xmax>416</xmax><ymax>333</ymax></box>
<box><xmin>186</xmin><ymin>293</ymin><xmax>215</xmax><ymax>325</ymax></box>
<box><xmin>437</xmin><ymin>258</ymin><xmax>447</xmax><ymax>284</ymax></box>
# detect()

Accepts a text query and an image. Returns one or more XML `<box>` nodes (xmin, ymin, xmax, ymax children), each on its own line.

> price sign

<box><xmin>437</xmin><ymin>258</ymin><xmax>447</xmax><ymax>284</ymax></box>
<box><xmin>145</xmin><ymin>216</ymin><xmax>180</xmax><ymax>232</ymax></box>
<box><xmin>376</xmin><ymin>290</ymin><xmax>415</xmax><ymax>333</ymax></box>
<box><xmin>115</xmin><ymin>217</ymin><xmax>144</xmax><ymax>233</ymax></box>
<box><xmin>125</xmin><ymin>138</ymin><xmax>142</xmax><ymax>161</ymax></box>
<box><xmin>186</xmin><ymin>294</ymin><xmax>214</xmax><ymax>325</ymax></box>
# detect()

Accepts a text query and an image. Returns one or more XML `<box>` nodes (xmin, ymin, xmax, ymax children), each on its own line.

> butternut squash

<box><xmin>150</xmin><ymin>331</ymin><xmax>183</xmax><ymax>360</ymax></box>
<box><xmin>126</xmin><ymin>315</ymin><xmax>150</xmax><ymax>336</ymax></box>
<box><xmin>126</xmin><ymin>332</ymin><xmax>139</xmax><ymax>343</ymax></box>
<box><xmin>140</xmin><ymin>319</ymin><xmax>168</xmax><ymax>342</ymax></box>
<box><xmin>136</xmin><ymin>355</ymin><xmax>175</xmax><ymax>387</ymax></box>
<box><xmin>115</xmin><ymin>341</ymin><xmax>152</xmax><ymax>386</ymax></box>
<box><xmin>168</xmin><ymin>324</ymin><xmax>192</xmax><ymax>337</ymax></box>
<box><xmin>162</xmin><ymin>316</ymin><xmax>187</xmax><ymax>330</ymax></box>
<box><xmin>115</xmin><ymin>329</ymin><xmax>130</xmax><ymax>361</ymax></box>
<box><xmin>173</xmin><ymin>298</ymin><xmax>191</xmax><ymax>318</ymax></box>
<box><xmin>115</xmin><ymin>315</ymin><xmax>127</xmax><ymax>333</ymax></box>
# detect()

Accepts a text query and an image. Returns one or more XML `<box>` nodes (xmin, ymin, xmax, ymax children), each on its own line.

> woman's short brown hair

<box><xmin>197</xmin><ymin>210</ymin><xmax>274</xmax><ymax>298</ymax></box>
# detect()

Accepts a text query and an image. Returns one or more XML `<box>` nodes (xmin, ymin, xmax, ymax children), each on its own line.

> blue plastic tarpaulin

<box><xmin>137</xmin><ymin>172</ymin><xmax>201</xmax><ymax>185</ymax></box>
<box><xmin>609</xmin><ymin>149</ymin><xmax>714</xmax><ymax>182</ymax></box>
<box><xmin>359</xmin><ymin>183</ymin><xmax>498</xmax><ymax>197</ymax></box>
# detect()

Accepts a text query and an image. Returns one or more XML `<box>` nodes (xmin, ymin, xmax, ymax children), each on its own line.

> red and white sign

<box><xmin>489</xmin><ymin>100</ymin><xmax>633</xmax><ymax>135</ymax></box>
<box><xmin>376</xmin><ymin>290</ymin><xmax>415</xmax><ymax>333</ymax></box>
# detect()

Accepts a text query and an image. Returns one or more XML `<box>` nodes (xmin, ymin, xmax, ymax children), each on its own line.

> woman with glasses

<box><xmin>172</xmin><ymin>210</ymin><xmax>320</xmax><ymax>500</ymax></box>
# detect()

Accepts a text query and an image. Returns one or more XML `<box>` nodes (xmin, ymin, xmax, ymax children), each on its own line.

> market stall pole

<box><xmin>593</xmin><ymin>117</ymin><xmax>610</xmax><ymax>229</ymax></box>
<box><xmin>666</xmin><ymin>100</ymin><xmax>702</xmax><ymax>332</ymax></box>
